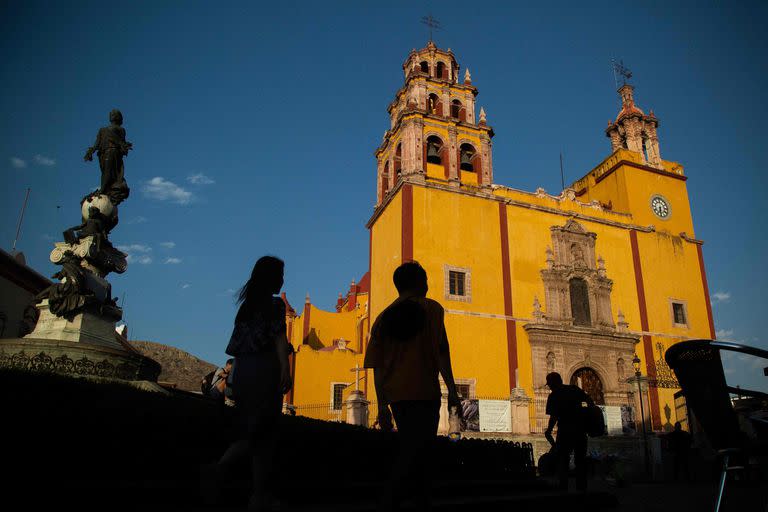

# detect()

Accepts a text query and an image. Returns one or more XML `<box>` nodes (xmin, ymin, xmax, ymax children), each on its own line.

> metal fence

<box><xmin>530</xmin><ymin>394</ymin><xmax>549</xmax><ymax>434</ymax></box>
<box><xmin>290</xmin><ymin>402</ymin><xmax>345</xmax><ymax>423</ymax></box>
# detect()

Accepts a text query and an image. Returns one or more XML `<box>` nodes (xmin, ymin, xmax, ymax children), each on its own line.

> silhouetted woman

<box><xmin>203</xmin><ymin>256</ymin><xmax>292</xmax><ymax>511</ymax></box>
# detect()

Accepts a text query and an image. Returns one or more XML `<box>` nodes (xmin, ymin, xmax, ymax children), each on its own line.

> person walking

<box><xmin>364</xmin><ymin>261</ymin><xmax>461</xmax><ymax>511</ymax></box>
<box><xmin>666</xmin><ymin>421</ymin><xmax>692</xmax><ymax>481</ymax></box>
<box><xmin>544</xmin><ymin>372</ymin><xmax>593</xmax><ymax>491</ymax></box>
<box><xmin>207</xmin><ymin>358</ymin><xmax>234</xmax><ymax>401</ymax></box>
<box><xmin>201</xmin><ymin>256</ymin><xmax>293</xmax><ymax>511</ymax></box>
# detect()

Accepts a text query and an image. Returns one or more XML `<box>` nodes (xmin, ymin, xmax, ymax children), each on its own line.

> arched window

<box><xmin>427</xmin><ymin>93</ymin><xmax>442</xmax><ymax>116</ymax></box>
<box><xmin>436</xmin><ymin>61</ymin><xmax>446</xmax><ymax>79</ymax></box>
<box><xmin>569</xmin><ymin>278</ymin><xmax>591</xmax><ymax>326</ymax></box>
<box><xmin>394</xmin><ymin>143</ymin><xmax>402</xmax><ymax>178</ymax></box>
<box><xmin>420</xmin><ymin>61</ymin><xmax>429</xmax><ymax>74</ymax></box>
<box><xmin>459</xmin><ymin>143</ymin><xmax>477</xmax><ymax>172</ymax></box>
<box><xmin>451</xmin><ymin>99</ymin><xmax>462</xmax><ymax>119</ymax></box>
<box><xmin>382</xmin><ymin>161</ymin><xmax>390</xmax><ymax>196</ymax></box>
<box><xmin>570</xmin><ymin>367</ymin><xmax>605</xmax><ymax>405</ymax></box>
<box><xmin>426</xmin><ymin>136</ymin><xmax>443</xmax><ymax>165</ymax></box>
<box><xmin>641</xmin><ymin>136</ymin><xmax>650</xmax><ymax>162</ymax></box>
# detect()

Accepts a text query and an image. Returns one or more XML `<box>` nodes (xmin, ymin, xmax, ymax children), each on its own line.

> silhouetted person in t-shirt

<box><xmin>545</xmin><ymin>372</ymin><xmax>592</xmax><ymax>491</ymax></box>
<box><xmin>666</xmin><ymin>421</ymin><xmax>692</xmax><ymax>481</ymax></box>
<box><xmin>365</xmin><ymin>261</ymin><xmax>461</xmax><ymax>511</ymax></box>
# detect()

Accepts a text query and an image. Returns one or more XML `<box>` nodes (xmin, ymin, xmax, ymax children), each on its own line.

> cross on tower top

<box><xmin>421</xmin><ymin>14</ymin><xmax>441</xmax><ymax>42</ymax></box>
<box><xmin>612</xmin><ymin>59</ymin><xmax>633</xmax><ymax>90</ymax></box>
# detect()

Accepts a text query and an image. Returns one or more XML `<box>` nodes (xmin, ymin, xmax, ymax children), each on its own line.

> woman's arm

<box><xmin>274</xmin><ymin>299</ymin><xmax>292</xmax><ymax>394</ymax></box>
<box><xmin>276</xmin><ymin>334</ymin><xmax>292</xmax><ymax>394</ymax></box>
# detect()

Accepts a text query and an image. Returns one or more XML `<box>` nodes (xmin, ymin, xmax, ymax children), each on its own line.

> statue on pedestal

<box><xmin>84</xmin><ymin>109</ymin><xmax>132</xmax><ymax>205</ymax></box>
<box><xmin>1</xmin><ymin>110</ymin><xmax>161</xmax><ymax>383</ymax></box>
<box><xmin>33</xmin><ymin>110</ymin><xmax>131</xmax><ymax>323</ymax></box>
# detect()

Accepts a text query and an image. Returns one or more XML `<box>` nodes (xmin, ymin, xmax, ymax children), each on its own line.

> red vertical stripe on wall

<box><xmin>629</xmin><ymin>230</ymin><xmax>662</xmax><ymax>430</ymax></box>
<box><xmin>302</xmin><ymin>302</ymin><xmax>311</xmax><ymax>342</ymax></box>
<box><xmin>401</xmin><ymin>184</ymin><xmax>413</xmax><ymax>262</ymax></box>
<box><xmin>498</xmin><ymin>203</ymin><xmax>518</xmax><ymax>391</ymax></box>
<box><xmin>697</xmin><ymin>245</ymin><xmax>716</xmax><ymax>339</ymax></box>
<box><xmin>367</xmin><ymin>227</ymin><xmax>373</xmax><ymax>348</ymax></box>
<box><xmin>287</xmin><ymin>353</ymin><xmax>296</xmax><ymax>405</ymax></box>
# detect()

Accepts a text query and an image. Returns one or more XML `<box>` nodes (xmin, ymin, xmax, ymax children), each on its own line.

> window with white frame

<box><xmin>670</xmin><ymin>299</ymin><xmax>689</xmax><ymax>328</ymax></box>
<box><xmin>444</xmin><ymin>265</ymin><xmax>471</xmax><ymax>302</ymax></box>
<box><xmin>331</xmin><ymin>383</ymin><xmax>347</xmax><ymax>410</ymax></box>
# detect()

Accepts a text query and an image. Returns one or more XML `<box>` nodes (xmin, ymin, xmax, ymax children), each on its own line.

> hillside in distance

<box><xmin>130</xmin><ymin>340</ymin><xmax>216</xmax><ymax>392</ymax></box>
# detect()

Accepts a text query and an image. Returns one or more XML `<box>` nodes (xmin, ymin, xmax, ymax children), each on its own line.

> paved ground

<box><xmin>590</xmin><ymin>478</ymin><xmax>765</xmax><ymax>512</ymax></box>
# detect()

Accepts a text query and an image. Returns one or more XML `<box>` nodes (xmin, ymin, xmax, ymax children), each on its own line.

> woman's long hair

<box><xmin>235</xmin><ymin>256</ymin><xmax>284</xmax><ymax>323</ymax></box>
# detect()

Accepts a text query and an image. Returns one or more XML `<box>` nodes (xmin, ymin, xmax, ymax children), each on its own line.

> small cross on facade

<box><xmin>350</xmin><ymin>363</ymin><xmax>365</xmax><ymax>392</ymax></box>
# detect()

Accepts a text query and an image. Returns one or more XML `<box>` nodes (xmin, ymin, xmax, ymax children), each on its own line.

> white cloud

<box><xmin>117</xmin><ymin>244</ymin><xmax>153</xmax><ymax>264</ymax></box>
<box><xmin>125</xmin><ymin>216</ymin><xmax>148</xmax><ymax>224</ymax></box>
<box><xmin>188</xmin><ymin>173</ymin><xmax>215</xmax><ymax>185</ymax></box>
<box><xmin>11</xmin><ymin>157</ymin><xmax>27</xmax><ymax>168</ymax></box>
<box><xmin>117</xmin><ymin>244</ymin><xmax>152</xmax><ymax>253</ymax></box>
<box><xmin>128</xmin><ymin>254</ymin><xmax>153</xmax><ymax>265</ymax></box>
<box><xmin>712</xmin><ymin>291</ymin><xmax>731</xmax><ymax>303</ymax></box>
<box><xmin>159</xmin><ymin>241</ymin><xmax>176</xmax><ymax>249</ymax></box>
<box><xmin>164</xmin><ymin>257</ymin><xmax>182</xmax><ymax>264</ymax></box>
<box><xmin>716</xmin><ymin>329</ymin><xmax>734</xmax><ymax>341</ymax></box>
<box><xmin>181</xmin><ymin>283</ymin><xmax>191</xmax><ymax>289</ymax></box>
<box><xmin>34</xmin><ymin>154</ymin><xmax>56</xmax><ymax>166</ymax></box>
<box><xmin>142</xmin><ymin>177</ymin><xmax>193</xmax><ymax>204</ymax></box>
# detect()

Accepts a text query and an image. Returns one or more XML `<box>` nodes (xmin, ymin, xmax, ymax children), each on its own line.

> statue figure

<box><xmin>84</xmin><ymin>109</ymin><xmax>132</xmax><ymax>205</ymax></box>
<box><xmin>571</xmin><ymin>243</ymin><xmax>586</xmax><ymax>268</ymax></box>
<box><xmin>63</xmin><ymin>206</ymin><xmax>113</xmax><ymax>255</ymax></box>
<box><xmin>36</xmin><ymin>254</ymin><xmax>94</xmax><ymax>319</ymax></box>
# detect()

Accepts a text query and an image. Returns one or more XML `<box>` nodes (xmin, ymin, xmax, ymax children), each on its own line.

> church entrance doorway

<box><xmin>570</xmin><ymin>367</ymin><xmax>605</xmax><ymax>405</ymax></box>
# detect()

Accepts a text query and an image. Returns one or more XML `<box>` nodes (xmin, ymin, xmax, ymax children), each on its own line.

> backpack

<box><xmin>201</xmin><ymin>370</ymin><xmax>216</xmax><ymax>394</ymax></box>
<box><xmin>585</xmin><ymin>403</ymin><xmax>607</xmax><ymax>437</ymax></box>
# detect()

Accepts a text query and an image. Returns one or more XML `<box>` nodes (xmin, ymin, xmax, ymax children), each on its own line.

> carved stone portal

<box><xmin>526</xmin><ymin>219</ymin><xmax>639</xmax><ymax>432</ymax></box>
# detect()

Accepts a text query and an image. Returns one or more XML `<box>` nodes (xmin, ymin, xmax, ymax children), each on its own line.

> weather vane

<box><xmin>612</xmin><ymin>59</ymin><xmax>633</xmax><ymax>90</ymax></box>
<box><xmin>421</xmin><ymin>14</ymin><xmax>441</xmax><ymax>42</ymax></box>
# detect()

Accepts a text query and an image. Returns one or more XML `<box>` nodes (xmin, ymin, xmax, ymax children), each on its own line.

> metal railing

<box><xmin>290</xmin><ymin>402</ymin><xmax>344</xmax><ymax>423</ymax></box>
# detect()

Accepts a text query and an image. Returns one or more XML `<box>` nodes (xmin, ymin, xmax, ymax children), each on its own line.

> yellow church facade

<box><xmin>284</xmin><ymin>42</ymin><xmax>715</xmax><ymax>433</ymax></box>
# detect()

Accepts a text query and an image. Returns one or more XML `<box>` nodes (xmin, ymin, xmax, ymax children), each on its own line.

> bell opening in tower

<box><xmin>426</xmin><ymin>136</ymin><xmax>443</xmax><ymax>164</ymax></box>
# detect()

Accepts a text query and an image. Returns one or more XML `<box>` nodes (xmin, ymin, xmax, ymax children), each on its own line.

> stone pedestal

<box><xmin>0</xmin><ymin>336</ymin><xmax>160</xmax><ymax>382</ymax></box>
<box><xmin>509</xmin><ymin>387</ymin><xmax>532</xmax><ymax>434</ymax></box>
<box><xmin>344</xmin><ymin>390</ymin><xmax>369</xmax><ymax>426</ymax></box>
<box><xmin>27</xmin><ymin>300</ymin><xmax>124</xmax><ymax>351</ymax></box>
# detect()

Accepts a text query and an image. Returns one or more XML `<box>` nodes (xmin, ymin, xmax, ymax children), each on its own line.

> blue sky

<box><xmin>2</xmin><ymin>2</ymin><xmax>766</xmax><ymax>391</ymax></box>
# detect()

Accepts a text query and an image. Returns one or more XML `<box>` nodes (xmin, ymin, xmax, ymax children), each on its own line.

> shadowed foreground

<box><xmin>7</xmin><ymin>369</ymin><xmax>755</xmax><ymax>511</ymax></box>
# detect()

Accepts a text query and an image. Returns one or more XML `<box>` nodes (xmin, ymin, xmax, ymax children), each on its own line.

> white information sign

<box><xmin>599</xmin><ymin>405</ymin><xmax>623</xmax><ymax>435</ymax></box>
<box><xmin>479</xmin><ymin>399</ymin><xmax>511</xmax><ymax>433</ymax></box>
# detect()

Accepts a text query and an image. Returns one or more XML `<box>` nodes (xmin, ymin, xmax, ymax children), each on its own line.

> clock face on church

<box><xmin>650</xmin><ymin>195</ymin><xmax>671</xmax><ymax>219</ymax></box>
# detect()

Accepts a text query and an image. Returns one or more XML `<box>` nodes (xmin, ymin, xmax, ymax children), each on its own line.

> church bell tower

<box><xmin>374</xmin><ymin>42</ymin><xmax>495</xmax><ymax>205</ymax></box>
<box><xmin>605</xmin><ymin>84</ymin><xmax>662</xmax><ymax>168</ymax></box>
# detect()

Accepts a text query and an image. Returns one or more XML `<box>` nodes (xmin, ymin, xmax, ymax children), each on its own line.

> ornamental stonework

<box><xmin>525</xmin><ymin>219</ymin><xmax>639</xmax><ymax>430</ymax></box>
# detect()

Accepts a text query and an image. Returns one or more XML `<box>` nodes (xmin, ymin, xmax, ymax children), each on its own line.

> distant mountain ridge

<box><xmin>129</xmin><ymin>341</ymin><xmax>217</xmax><ymax>392</ymax></box>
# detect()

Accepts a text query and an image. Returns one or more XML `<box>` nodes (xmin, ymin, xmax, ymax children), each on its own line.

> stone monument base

<box><xmin>27</xmin><ymin>299</ymin><xmax>125</xmax><ymax>351</ymax></box>
<box><xmin>0</xmin><ymin>336</ymin><xmax>161</xmax><ymax>382</ymax></box>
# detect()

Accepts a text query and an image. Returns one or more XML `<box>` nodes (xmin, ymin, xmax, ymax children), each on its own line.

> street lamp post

<box><xmin>633</xmin><ymin>354</ymin><xmax>651</xmax><ymax>477</ymax></box>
